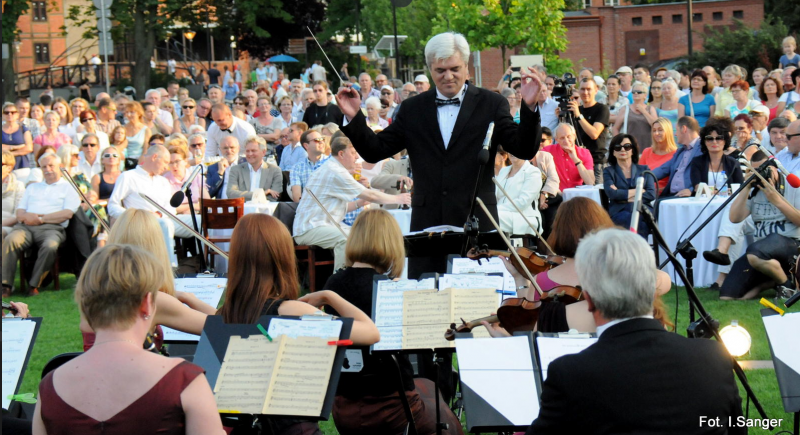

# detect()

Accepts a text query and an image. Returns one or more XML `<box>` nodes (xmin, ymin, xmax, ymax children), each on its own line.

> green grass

<box><xmin>4</xmin><ymin>275</ymin><xmax>796</xmax><ymax>434</ymax></box>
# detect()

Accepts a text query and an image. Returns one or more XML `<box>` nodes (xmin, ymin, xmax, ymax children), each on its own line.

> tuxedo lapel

<box><xmin>447</xmin><ymin>84</ymin><xmax>480</xmax><ymax>150</ymax></box>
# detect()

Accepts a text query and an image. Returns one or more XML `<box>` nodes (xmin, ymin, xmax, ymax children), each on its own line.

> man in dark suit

<box><xmin>338</xmin><ymin>32</ymin><xmax>543</xmax><ymax>276</ymax></box>
<box><xmin>206</xmin><ymin>136</ymin><xmax>246</xmax><ymax>199</ymax></box>
<box><xmin>527</xmin><ymin>228</ymin><xmax>744</xmax><ymax>435</ymax></box>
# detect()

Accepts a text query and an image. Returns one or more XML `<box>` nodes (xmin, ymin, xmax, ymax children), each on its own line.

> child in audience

<box><xmin>780</xmin><ymin>36</ymin><xmax>800</xmax><ymax>68</ymax></box>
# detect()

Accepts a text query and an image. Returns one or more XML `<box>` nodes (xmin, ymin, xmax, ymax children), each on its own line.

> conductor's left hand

<box><xmin>519</xmin><ymin>67</ymin><xmax>543</xmax><ymax>109</ymax></box>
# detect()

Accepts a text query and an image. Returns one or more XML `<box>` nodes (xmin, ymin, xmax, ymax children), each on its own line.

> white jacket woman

<box><xmin>496</xmin><ymin>157</ymin><xmax>542</xmax><ymax>235</ymax></box>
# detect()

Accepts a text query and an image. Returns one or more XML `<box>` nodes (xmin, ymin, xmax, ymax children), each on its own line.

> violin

<box><xmin>444</xmin><ymin>296</ymin><xmax>540</xmax><ymax>340</ymax></box>
<box><xmin>540</xmin><ymin>285</ymin><xmax>582</xmax><ymax>305</ymax></box>
<box><xmin>467</xmin><ymin>246</ymin><xmax>564</xmax><ymax>276</ymax></box>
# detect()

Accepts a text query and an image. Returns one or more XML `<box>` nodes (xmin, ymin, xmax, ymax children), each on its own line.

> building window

<box><xmin>693</xmin><ymin>13</ymin><xmax>703</xmax><ymax>22</ymax></box>
<box><xmin>632</xmin><ymin>17</ymin><xmax>643</xmax><ymax>26</ymax></box>
<box><xmin>32</xmin><ymin>1</ymin><xmax>47</xmax><ymax>21</ymax></box>
<box><xmin>34</xmin><ymin>43</ymin><xmax>49</xmax><ymax>64</ymax></box>
<box><xmin>583</xmin><ymin>0</ymin><xmax>592</xmax><ymax>9</ymax></box>
<box><xmin>652</xmin><ymin>15</ymin><xmax>663</xmax><ymax>25</ymax></box>
<box><xmin>672</xmin><ymin>14</ymin><xmax>683</xmax><ymax>24</ymax></box>
<box><xmin>733</xmin><ymin>10</ymin><xmax>744</xmax><ymax>18</ymax></box>
<box><xmin>604</xmin><ymin>0</ymin><xmax>619</xmax><ymax>5</ymax></box>
<box><xmin>713</xmin><ymin>11</ymin><xmax>723</xmax><ymax>21</ymax></box>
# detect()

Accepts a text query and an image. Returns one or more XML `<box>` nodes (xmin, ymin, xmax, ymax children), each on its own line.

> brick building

<box><xmin>471</xmin><ymin>0</ymin><xmax>764</xmax><ymax>90</ymax></box>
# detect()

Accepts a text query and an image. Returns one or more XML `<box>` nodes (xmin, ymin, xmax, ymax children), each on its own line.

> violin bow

<box><xmin>141</xmin><ymin>194</ymin><xmax>229</xmax><ymax>260</ymax></box>
<box><xmin>492</xmin><ymin>177</ymin><xmax>555</xmax><ymax>255</ymax></box>
<box><xmin>304</xmin><ymin>188</ymin><xmax>349</xmax><ymax>239</ymax></box>
<box><xmin>59</xmin><ymin>167</ymin><xmax>111</xmax><ymax>232</ymax></box>
<box><xmin>475</xmin><ymin>198</ymin><xmax>544</xmax><ymax>297</ymax></box>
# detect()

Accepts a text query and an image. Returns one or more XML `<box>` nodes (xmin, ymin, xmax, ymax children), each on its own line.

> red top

<box><xmin>640</xmin><ymin>147</ymin><xmax>676</xmax><ymax>193</ymax></box>
<box><xmin>541</xmin><ymin>144</ymin><xmax>595</xmax><ymax>191</ymax></box>
<box><xmin>40</xmin><ymin>360</ymin><xmax>204</xmax><ymax>435</ymax></box>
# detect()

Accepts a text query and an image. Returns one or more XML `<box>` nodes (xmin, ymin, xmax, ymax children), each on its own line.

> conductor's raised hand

<box><xmin>336</xmin><ymin>85</ymin><xmax>362</xmax><ymax>120</ymax></box>
<box><xmin>519</xmin><ymin>67</ymin><xmax>543</xmax><ymax>109</ymax></box>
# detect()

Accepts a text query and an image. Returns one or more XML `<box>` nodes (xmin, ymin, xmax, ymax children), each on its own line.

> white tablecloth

<box><xmin>210</xmin><ymin>201</ymin><xmax>279</xmax><ymax>272</ymax></box>
<box><xmin>386</xmin><ymin>208</ymin><xmax>412</xmax><ymax>235</ymax></box>
<box><xmin>562</xmin><ymin>186</ymin><xmax>603</xmax><ymax>205</ymax></box>
<box><xmin>657</xmin><ymin>196</ymin><xmax>747</xmax><ymax>287</ymax></box>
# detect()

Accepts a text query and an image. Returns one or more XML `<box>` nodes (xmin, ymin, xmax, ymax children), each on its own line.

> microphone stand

<box><xmin>183</xmin><ymin>166</ymin><xmax>207</xmax><ymax>272</ymax></box>
<box><xmin>462</xmin><ymin>148</ymin><xmax>489</xmax><ymax>257</ymax></box>
<box><xmin>639</xmin><ymin>204</ymin><xmax>772</xmax><ymax>425</ymax></box>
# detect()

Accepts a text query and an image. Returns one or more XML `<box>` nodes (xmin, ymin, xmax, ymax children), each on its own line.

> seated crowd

<box><xmin>2</xmin><ymin>38</ymin><xmax>799</xmax><ymax>434</ymax></box>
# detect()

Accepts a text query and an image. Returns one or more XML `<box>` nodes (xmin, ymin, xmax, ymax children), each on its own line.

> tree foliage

<box><xmin>688</xmin><ymin>18</ymin><xmax>789</xmax><ymax>74</ymax></box>
<box><xmin>3</xmin><ymin>0</ymin><xmax>32</xmax><ymax>100</ymax></box>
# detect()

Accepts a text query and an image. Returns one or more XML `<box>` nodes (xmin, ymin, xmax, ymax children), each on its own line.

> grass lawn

<box><xmin>4</xmin><ymin>274</ymin><xmax>796</xmax><ymax>434</ymax></box>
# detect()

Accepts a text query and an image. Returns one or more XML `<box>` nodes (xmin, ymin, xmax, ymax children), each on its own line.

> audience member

<box><xmin>689</xmin><ymin>123</ymin><xmax>744</xmax><ymax>192</ymax></box>
<box><xmin>278</xmin><ymin>122</ymin><xmax>309</xmax><ymax>172</ymax></box>
<box><xmin>76</xmin><ymin>110</ymin><xmax>110</xmax><ymax>150</ymax></box>
<box><xmin>542</xmin><ymin>123</ymin><xmax>595</xmax><ymax>190</ymax></box>
<box><xmin>206</xmin><ymin>104</ymin><xmax>257</xmax><ymax>157</ymax></box>
<box><xmin>95</xmin><ymin>97</ymin><xmax>121</xmax><ymax>135</ymax></box>
<box><xmin>205</xmin><ymin>137</ymin><xmax>245</xmax><ymax>199</ymax></box>
<box><xmin>603</xmin><ymin>134</ymin><xmax>656</xmax><ymax>236</ymax></box>
<box><xmin>3</xmin><ymin>102</ymin><xmax>34</xmax><ymax>169</ymax></box>
<box><xmin>640</xmin><ymin>118</ymin><xmax>678</xmax><ymax>193</ymax></box>
<box><xmin>496</xmin><ymin>153</ymin><xmax>543</xmax><ymax>234</ymax></box>
<box><xmin>2</xmin><ymin>151</ymin><xmax>25</xmax><ymax>244</ymax></box>
<box><xmin>652</xmin><ymin>116</ymin><xmax>701</xmax><ymax>197</ymax></box>
<box><xmin>678</xmin><ymin>70</ymin><xmax>716</xmax><ymax>127</ymax></box>
<box><xmin>123</xmin><ymin>101</ymin><xmax>151</xmax><ymax>169</ymax></box>
<box><xmin>559</xmin><ymin>78</ymin><xmax>609</xmax><ymax>182</ymax></box>
<box><xmin>612</xmin><ymin>81</ymin><xmax>657</xmax><ymax>149</ymax></box>
<box><xmin>174</xmin><ymin>98</ymin><xmax>205</xmax><ymax>135</ymax></box>
<box><xmin>226</xmin><ymin>136</ymin><xmax>282</xmax><ymax>201</ymax></box>
<box><xmin>164</xmin><ymin>144</ymin><xmax>210</xmax><ymax>214</ymax></box>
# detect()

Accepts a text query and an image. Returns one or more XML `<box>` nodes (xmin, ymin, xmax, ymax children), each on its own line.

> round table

<box><xmin>386</xmin><ymin>208</ymin><xmax>412</xmax><ymax>235</ymax></box>
<box><xmin>562</xmin><ymin>186</ymin><xmax>603</xmax><ymax>205</ymax></box>
<box><xmin>657</xmin><ymin>196</ymin><xmax>748</xmax><ymax>287</ymax></box>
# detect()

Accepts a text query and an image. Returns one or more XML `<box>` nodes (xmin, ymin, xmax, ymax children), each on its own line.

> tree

<box><xmin>2</xmin><ymin>0</ymin><xmax>31</xmax><ymax>100</ymax></box>
<box><xmin>432</xmin><ymin>0</ymin><xmax>569</xmax><ymax>74</ymax></box>
<box><xmin>765</xmin><ymin>0</ymin><xmax>799</xmax><ymax>35</ymax></box>
<box><xmin>688</xmin><ymin>18</ymin><xmax>789</xmax><ymax>74</ymax></box>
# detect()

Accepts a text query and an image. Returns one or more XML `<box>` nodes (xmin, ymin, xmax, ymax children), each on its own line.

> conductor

<box><xmin>338</xmin><ymin>32</ymin><xmax>543</xmax><ymax>277</ymax></box>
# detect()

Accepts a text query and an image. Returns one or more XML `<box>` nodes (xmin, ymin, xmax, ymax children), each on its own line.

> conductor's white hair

<box><xmin>575</xmin><ymin>229</ymin><xmax>657</xmax><ymax>319</ymax></box>
<box><xmin>424</xmin><ymin>32</ymin><xmax>470</xmax><ymax>68</ymax></box>
<box><xmin>365</xmin><ymin>96</ymin><xmax>382</xmax><ymax>110</ymax></box>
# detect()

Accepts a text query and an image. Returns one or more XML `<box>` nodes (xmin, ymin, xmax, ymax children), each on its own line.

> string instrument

<box><xmin>444</xmin><ymin>297</ymin><xmax>540</xmax><ymax>340</ymax></box>
<box><xmin>59</xmin><ymin>167</ymin><xmax>111</xmax><ymax>232</ymax></box>
<box><xmin>467</xmin><ymin>247</ymin><xmax>564</xmax><ymax>276</ymax></box>
<box><xmin>305</xmin><ymin>188</ymin><xmax>348</xmax><ymax>238</ymax></box>
<box><xmin>396</xmin><ymin>180</ymin><xmax>410</xmax><ymax>210</ymax></box>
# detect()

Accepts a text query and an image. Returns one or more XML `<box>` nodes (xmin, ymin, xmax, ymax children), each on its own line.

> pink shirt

<box><xmin>164</xmin><ymin>169</ymin><xmax>203</xmax><ymax>205</ymax></box>
<box><xmin>33</xmin><ymin>132</ymin><xmax>72</xmax><ymax>150</ymax></box>
<box><xmin>541</xmin><ymin>144</ymin><xmax>594</xmax><ymax>191</ymax></box>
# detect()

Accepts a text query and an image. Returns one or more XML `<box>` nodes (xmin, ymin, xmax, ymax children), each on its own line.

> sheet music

<box><xmin>456</xmin><ymin>336</ymin><xmax>540</xmax><ymax>425</ymax></box>
<box><xmin>450</xmin><ymin>288</ymin><xmax>501</xmax><ymax>339</ymax></box>
<box><xmin>402</xmin><ymin>290</ymin><xmax>452</xmax><ymax>349</ymax></box>
<box><xmin>213</xmin><ymin>335</ymin><xmax>279</xmax><ymax>414</ymax></box>
<box><xmin>536</xmin><ymin>336</ymin><xmax>597</xmax><ymax>381</ymax></box>
<box><xmin>439</xmin><ymin>274</ymin><xmax>504</xmax><ymax>291</ymax></box>
<box><xmin>2</xmin><ymin>319</ymin><xmax>37</xmax><ymax>410</ymax></box>
<box><xmin>763</xmin><ymin>313</ymin><xmax>800</xmax><ymax>375</ymax></box>
<box><xmin>267</xmin><ymin>318</ymin><xmax>342</xmax><ymax>340</ymax></box>
<box><xmin>162</xmin><ymin>277</ymin><xmax>227</xmax><ymax>342</ymax></box>
<box><xmin>264</xmin><ymin>336</ymin><xmax>336</xmax><ymax>416</ymax></box>
<box><xmin>450</xmin><ymin>257</ymin><xmax>516</xmax><ymax>291</ymax></box>
<box><xmin>372</xmin><ymin>278</ymin><xmax>435</xmax><ymax>351</ymax></box>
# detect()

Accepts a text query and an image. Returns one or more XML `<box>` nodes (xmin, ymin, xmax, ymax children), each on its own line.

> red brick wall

<box><xmin>15</xmin><ymin>0</ymin><xmax>68</xmax><ymax>72</ymax></box>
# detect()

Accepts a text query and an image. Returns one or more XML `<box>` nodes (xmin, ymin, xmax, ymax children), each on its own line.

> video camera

<box><xmin>551</xmin><ymin>72</ymin><xmax>577</xmax><ymax>113</ymax></box>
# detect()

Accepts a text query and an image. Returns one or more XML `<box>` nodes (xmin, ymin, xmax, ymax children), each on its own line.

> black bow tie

<box><xmin>435</xmin><ymin>98</ymin><xmax>460</xmax><ymax>107</ymax></box>
<box><xmin>222</xmin><ymin>128</ymin><xmax>232</xmax><ymax>134</ymax></box>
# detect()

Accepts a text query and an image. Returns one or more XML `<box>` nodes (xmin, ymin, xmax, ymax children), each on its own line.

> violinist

<box><xmin>323</xmin><ymin>208</ymin><xmax>463</xmax><ymax>435</ymax></box>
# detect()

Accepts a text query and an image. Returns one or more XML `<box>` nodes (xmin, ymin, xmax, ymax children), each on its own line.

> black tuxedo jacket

<box><xmin>527</xmin><ymin>318</ymin><xmax>744</xmax><ymax>435</ymax></box>
<box><xmin>342</xmin><ymin>83</ymin><xmax>542</xmax><ymax>231</ymax></box>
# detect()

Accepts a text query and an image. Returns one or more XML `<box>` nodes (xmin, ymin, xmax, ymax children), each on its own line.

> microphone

<box><xmin>786</xmin><ymin>290</ymin><xmax>800</xmax><ymax>308</ymax></box>
<box><xmin>478</xmin><ymin>122</ymin><xmax>495</xmax><ymax>165</ymax></box>
<box><xmin>759</xmin><ymin>146</ymin><xmax>800</xmax><ymax>188</ymax></box>
<box><xmin>170</xmin><ymin>165</ymin><xmax>203</xmax><ymax>207</ymax></box>
<box><xmin>629</xmin><ymin>176</ymin><xmax>645</xmax><ymax>234</ymax></box>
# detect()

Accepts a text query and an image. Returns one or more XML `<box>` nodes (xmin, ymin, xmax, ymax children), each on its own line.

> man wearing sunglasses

<box><xmin>77</xmin><ymin>134</ymin><xmax>105</xmax><ymax>179</ymax></box>
<box><xmin>303</xmin><ymin>81</ymin><xmax>343</xmax><ymax>128</ymax></box>
<box><xmin>289</xmin><ymin>129</ymin><xmax>331</xmax><ymax>202</ymax></box>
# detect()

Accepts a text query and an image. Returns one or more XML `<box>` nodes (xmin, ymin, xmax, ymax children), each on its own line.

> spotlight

<box><xmin>719</xmin><ymin>320</ymin><xmax>751</xmax><ymax>357</ymax></box>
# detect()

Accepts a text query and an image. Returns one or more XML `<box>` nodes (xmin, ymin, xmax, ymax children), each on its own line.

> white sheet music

<box><xmin>439</xmin><ymin>274</ymin><xmax>509</xmax><ymax>306</ymax></box>
<box><xmin>450</xmin><ymin>257</ymin><xmax>515</xmax><ymax>291</ymax></box>
<box><xmin>373</xmin><ymin>278</ymin><xmax>435</xmax><ymax>351</ymax></box>
<box><xmin>456</xmin><ymin>336</ymin><xmax>539</xmax><ymax>425</ymax></box>
<box><xmin>763</xmin><ymin>313</ymin><xmax>800</xmax><ymax>375</ymax></box>
<box><xmin>2</xmin><ymin>319</ymin><xmax>37</xmax><ymax>409</ymax></box>
<box><xmin>162</xmin><ymin>277</ymin><xmax>227</xmax><ymax>342</ymax></box>
<box><xmin>267</xmin><ymin>318</ymin><xmax>342</xmax><ymax>340</ymax></box>
<box><xmin>536</xmin><ymin>336</ymin><xmax>597</xmax><ymax>381</ymax></box>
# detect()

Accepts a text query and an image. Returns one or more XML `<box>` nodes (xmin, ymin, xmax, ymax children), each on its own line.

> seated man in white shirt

<box><xmin>226</xmin><ymin>136</ymin><xmax>283</xmax><ymax>201</ymax></box>
<box><xmin>77</xmin><ymin>133</ymin><xmax>106</xmax><ymax>180</ymax></box>
<box><xmin>206</xmin><ymin>104</ymin><xmax>257</xmax><ymax>157</ymax></box>
<box><xmin>2</xmin><ymin>153</ymin><xmax>80</xmax><ymax>296</ymax></box>
<box><xmin>107</xmin><ymin>145</ymin><xmax>194</xmax><ymax>266</ymax></box>
<box><xmin>145</xmin><ymin>89</ymin><xmax>174</xmax><ymax>135</ymax></box>
<box><xmin>187</xmin><ymin>133</ymin><xmax>207</xmax><ymax>166</ymax></box>
<box><xmin>293</xmin><ymin>137</ymin><xmax>411</xmax><ymax>270</ymax></box>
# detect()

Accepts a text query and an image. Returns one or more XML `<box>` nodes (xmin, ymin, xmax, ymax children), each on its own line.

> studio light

<box><xmin>719</xmin><ymin>320</ymin><xmax>751</xmax><ymax>357</ymax></box>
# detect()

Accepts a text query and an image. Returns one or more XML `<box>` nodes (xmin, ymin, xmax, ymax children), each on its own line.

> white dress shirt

<box><xmin>158</xmin><ymin>108</ymin><xmax>174</xmax><ymax>128</ymax></box>
<box><xmin>17</xmin><ymin>178</ymin><xmax>81</xmax><ymax>227</ymax></box>
<box><xmin>77</xmin><ymin>149</ymin><xmax>106</xmax><ymax>180</ymax></box>
<box><xmin>596</xmin><ymin>315</ymin><xmax>654</xmax><ymax>337</ymax></box>
<box><xmin>107</xmin><ymin>166</ymin><xmax>175</xmax><ymax>218</ymax></box>
<box><xmin>776</xmin><ymin>148</ymin><xmax>800</xmax><ymax>174</ymax></box>
<box><xmin>436</xmin><ymin>85</ymin><xmax>467</xmax><ymax>148</ymax></box>
<box><xmin>538</xmin><ymin>97</ymin><xmax>559</xmax><ymax>132</ymax></box>
<box><xmin>293</xmin><ymin>158</ymin><xmax>365</xmax><ymax>237</ymax></box>
<box><xmin>206</xmin><ymin>117</ymin><xmax>257</xmax><ymax>158</ymax></box>
<box><xmin>248</xmin><ymin>162</ymin><xmax>262</xmax><ymax>193</ymax></box>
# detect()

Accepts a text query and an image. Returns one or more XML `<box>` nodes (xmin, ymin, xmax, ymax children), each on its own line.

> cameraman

<box><xmin>558</xmin><ymin>77</ymin><xmax>610</xmax><ymax>184</ymax></box>
<box><xmin>722</xmin><ymin>145</ymin><xmax>800</xmax><ymax>300</ymax></box>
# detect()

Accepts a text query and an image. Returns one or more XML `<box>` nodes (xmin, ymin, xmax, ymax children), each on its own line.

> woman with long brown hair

<box><xmin>217</xmin><ymin>213</ymin><xmax>379</xmax><ymax>435</ymax></box>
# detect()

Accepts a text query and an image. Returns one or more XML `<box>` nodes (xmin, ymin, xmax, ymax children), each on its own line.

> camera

<box><xmin>552</xmin><ymin>72</ymin><xmax>576</xmax><ymax>113</ymax></box>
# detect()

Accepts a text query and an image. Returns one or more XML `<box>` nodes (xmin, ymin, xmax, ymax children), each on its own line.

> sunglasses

<box><xmin>81</xmin><ymin>118</ymin><xmax>96</xmax><ymax>122</ymax></box>
<box><xmin>705</xmin><ymin>135</ymin><xmax>725</xmax><ymax>142</ymax></box>
<box><xmin>103</xmin><ymin>153</ymin><xmax>119</xmax><ymax>158</ymax></box>
<box><xmin>208</xmin><ymin>85</ymin><xmax>221</xmax><ymax>89</ymax></box>
<box><xmin>309</xmin><ymin>137</ymin><xmax>326</xmax><ymax>143</ymax></box>
<box><xmin>82</xmin><ymin>143</ymin><xmax>98</xmax><ymax>147</ymax></box>
<box><xmin>632</xmin><ymin>90</ymin><xmax>646</xmax><ymax>95</ymax></box>
<box><xmin>613</xmin><ymin>143</ymin><xmax>634</xmax><ymax>151</ymax></box>
<box><xmin>381</xmin><ymin>105</ymin><xmax>389</xmax><ymax>109</ymax></box>
<box><xmin>787</xmin><ymin>133</ymin><xmax>800</xmax><ymax>140</ymax></box>
<box><xmin>3</xmin><ymin>111</ymin><xmax>18</xmax><ymax>115</ymax></box>
<box><xmin>381</xmin><ymin>91</ymin><xmax>392</xmax><ymax>95</ymax></box>
<box><xmin>183</xmin><ymin>105</ymin><xmax>195</xmax><ymax>109</ymax></box>
<box><xmin>190</xmin><ymin>143</ymin><xmax>204</xmax><ymax>148</ymax></box>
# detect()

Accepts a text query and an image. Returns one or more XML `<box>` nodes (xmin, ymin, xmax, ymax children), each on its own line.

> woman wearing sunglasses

<box><xmin>613</xmin><ymin>81</ymin><xmax>658</xmax><ymax>150</ymax></box>
<box><xmin>174</xmin><ymin>98</ymin><xmax>206</xmax><ymax>135</ymax></box>
<box><xmin>1</xmin><ymin>102</ymin><xmax>33</xmax><ymax>169</ymax></box>
<box><xmin>689</xmin><ymin>124</ymin><xmax>744</xmax><ymax>194</ymax></box>
<box><xmin>76</xmin><ymin>110</ymin><xmax>110</xmax><ymax>150</ymax></box>
<box><xmin>91</xmin><ymin>146</ymin><xmax>121</xmax><ymax>247</ymax></box>
<box><xmin>603</xmin><ymin>134</ymin><xmax>656</xmax><ymax>237</ymax></box>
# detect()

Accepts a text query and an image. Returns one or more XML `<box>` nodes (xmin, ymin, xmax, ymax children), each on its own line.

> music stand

<box><xmin>761</xmin><ymin>309</ymin><xmax>800</xmax><ymax>435</ymax></box>
<box><xmin>2</xmin><ymin>317</ymin><xmax>43</xmax><ymax>413</ymax></box>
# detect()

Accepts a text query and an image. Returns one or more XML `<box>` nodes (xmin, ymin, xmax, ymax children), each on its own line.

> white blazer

<box><xmin>495</xmin><ymin>162</ymin><xmax>542</xmax><ymax>235</ymax></box>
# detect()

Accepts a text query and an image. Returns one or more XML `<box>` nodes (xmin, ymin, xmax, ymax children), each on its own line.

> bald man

<box><xmin>206</xmin><ymin>103</ymin><xmax>256</xmax><ymax>157</ymax></box>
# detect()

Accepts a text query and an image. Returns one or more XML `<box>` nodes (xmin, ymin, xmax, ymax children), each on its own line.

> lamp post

<box><xmin>230</xmin><ymin>35</ymin><xmax>235</xmax><ymax>69</ymax></box>
<box><xmin>185</xmin><ymin>30</ymin><xmax>196</xmax><ymax>78</ymax></box>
